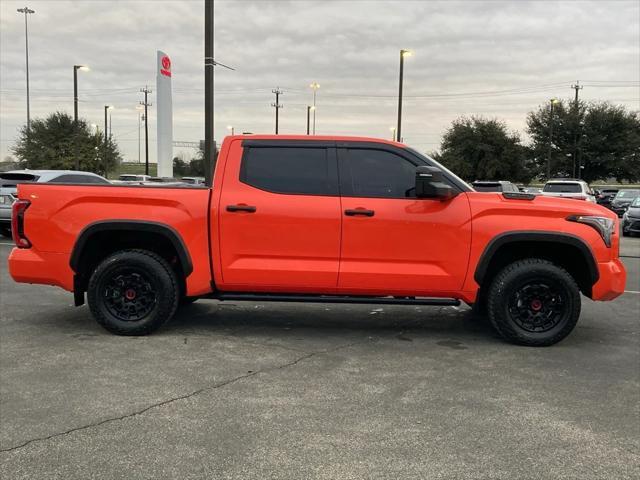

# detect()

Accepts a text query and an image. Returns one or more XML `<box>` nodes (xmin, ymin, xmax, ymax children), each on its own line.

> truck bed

<box><xmin>10</xmin><ymin>183</ymin><xmax>213</xmax><ymax>296</ymax></box>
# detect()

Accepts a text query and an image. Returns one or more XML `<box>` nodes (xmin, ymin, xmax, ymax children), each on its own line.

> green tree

<box><xmin>173</xmin><ymin>156</ymin><xmax>189</xmax><ymax>177</ymax></box>
<box><xmin>435</xmin><ymin>116</ymin><xmax>533</xmax><ymax>183</ymax></box>
<box><xmin>12</xmin><ymin>112</ymin><xmax>122</xmax><ymax>176</ymax></box>
<box><xmin>526</xmin><ymin>101</ymin><xmax>639</xmax><ymax>183</ymax></box>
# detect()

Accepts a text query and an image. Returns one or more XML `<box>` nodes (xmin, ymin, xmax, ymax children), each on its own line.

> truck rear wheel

<box><xmin>487</xmin><ymin>259</ymin><xmax>580</xmax><ymax>346</ymax></box>
<box><xmin>87</xmin><ymin>249</ymin><xmax>179</xmax><ymax>335</ymax></box>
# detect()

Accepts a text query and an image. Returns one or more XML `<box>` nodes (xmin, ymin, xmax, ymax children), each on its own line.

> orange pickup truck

<box><xmin>9</xmin><ymin>136</ymin><xmax>626</xmax><ymax>345</ymax></box>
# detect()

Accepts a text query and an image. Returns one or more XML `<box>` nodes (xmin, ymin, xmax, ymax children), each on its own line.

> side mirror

<box><xmin>415</xmin><ymin>166</ymin><xmax>458</xmax><ymax>200</ymax></box>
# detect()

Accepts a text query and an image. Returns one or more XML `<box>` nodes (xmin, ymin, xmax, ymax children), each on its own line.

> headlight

<box><xmin>567</xmin><ymin>215</ymin><xmax>615</xmax><ymax>247</ymax></box>
<box><xmin>623</xmin><ymin>211</ymin><xmax>629</xmax><ymax>220</ymax></box>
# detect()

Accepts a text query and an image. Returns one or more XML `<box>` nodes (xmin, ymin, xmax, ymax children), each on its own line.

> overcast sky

<box><xmin>1</xmin><ymin>0</ymin><xmax>638</xmax><ymax>163</ymax></box>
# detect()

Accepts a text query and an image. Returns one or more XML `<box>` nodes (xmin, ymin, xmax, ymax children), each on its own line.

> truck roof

<box><xmin>223</xmin><ymin>134</ymin><xmax>404</xmax><ymax>146</ymax></box>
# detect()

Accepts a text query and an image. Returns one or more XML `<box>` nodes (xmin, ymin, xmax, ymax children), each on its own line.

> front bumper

<box><xmin>591</xmin><ymin>258</ymin><xmax>626</xmax><ymax>301</ymax></box>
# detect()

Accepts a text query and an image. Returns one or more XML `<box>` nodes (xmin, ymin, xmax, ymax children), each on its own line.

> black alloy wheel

<box><xmin>487</xmin><ymin>258</ymin><xmax>581</xmax><ymax>346</ymax></box>
<box><xmin>87</xmin><ymin>249</ymin><xmax>179</xmax><ymax>335</ymax></box>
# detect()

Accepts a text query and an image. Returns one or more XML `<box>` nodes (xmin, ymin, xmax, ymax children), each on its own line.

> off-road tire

<box><xmin>87</xmin><ymin>249</ymin><xmax>179</xmax><ymax>335</ymax></box>
<box><xmin>487</xmin><ymin>258</ymin><xmax>580</xmax><ymax>346</ymax></box>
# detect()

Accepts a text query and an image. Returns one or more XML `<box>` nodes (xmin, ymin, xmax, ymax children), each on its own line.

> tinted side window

<box><xmin>79</xmin><ymin>175</ymin><xmax>109</xmax><ymax>184</ymax></box>
<box><xmin>240</xmin><ymin>147</ymin><xmax>336</xmax><ymax>195</ymax></box>
<box><xmin>48</xmin><ymin>174</ymin><xmax>79</xmax><ymax>184</ymax></box>
<box><xmin>49</xmin><ymin>174</ymin><xmax>108</xmax><ymax>184</ymax></box>
<box><xmin>343</xmin><ymin>149</ymin><xmax>417</xmax><ymax>198</ymax></box>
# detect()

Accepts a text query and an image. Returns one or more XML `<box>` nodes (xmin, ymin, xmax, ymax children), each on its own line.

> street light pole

<box><xmin>396</xmin><ymin>49</ymin><xmax>412</xmax><ymax>143</ymax></box>
<box><xmin>390</xmin><ymin>127</ymin><xmax>396</xmax><ymax>141</ymax></box>
<box><xmin>547</xmin><ymin>98</ymin><xmax>559</xmax><ymax>180</ymax></box>
<box><xmin>310</xmin><ymin>82</ymin><xmax>320</xmax><ymax>134</ymax></box>
<box><xmin>306</xmin><ymin>106</ymin><xmax>312</xmax><ymax>135</ymax></box>
<box><xmin>17</xmin><ymin>6</ymin><xmax>35</xmax><ymax>131</ymax></box>
<box><xmin>104</xmin><ymin>105</ymin><xmax>112</xmax><ymax>176</ymax></box>
<box><xmin>73</xmin><ymin>65</ymin><xmax>89</xmax><ymax>125</ymax></box>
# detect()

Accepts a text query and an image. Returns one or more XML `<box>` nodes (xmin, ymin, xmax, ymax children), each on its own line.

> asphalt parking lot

<box><xmin>0</xmin><ymin>237</ymin><xmax>638</xmax><ymax>480</ymax></box>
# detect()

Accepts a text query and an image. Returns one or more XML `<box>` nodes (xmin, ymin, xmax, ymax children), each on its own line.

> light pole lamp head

<box><xmin>17</xmin><ymin>7</ymin><xmax>35</xmax><ymax>14</ymax></box>
<box><xmin>550</xmin><ymin>98</ymin><xmax>560</xmax><ymax>104</ymax></box>
<box><xmin>105</xmin><ymin>105</ymin><xmax>114</xmax><ymax>111</ymax></box>
<box><xmin>75</xmin><ymin>65</ymin><xmax>90</xmax><ymax>72</ymax></box>
<box><xmin>309</xmin><ymin>82</ymin><xmax>320</xmax><ymax>90</ymax></box>
<box><xmin>401</xmin><ymin>49</ymin><xmax>413</xmax><ymax>57</ymax></box>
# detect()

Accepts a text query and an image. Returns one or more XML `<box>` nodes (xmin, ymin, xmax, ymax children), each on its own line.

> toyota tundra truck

<box><xmin>8</xmin><ymin>136</ymin><xmax>626</xmax><ymax>346</ymax></box>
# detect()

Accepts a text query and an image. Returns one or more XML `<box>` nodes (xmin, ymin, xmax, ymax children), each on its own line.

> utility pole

<box><xmin>571</xmin><ymin>81</ymin><xmax>583</xmax><ymax>178</ymax></box>
<box><xmin>204</xmin><ymin>0</ymin><xmax>214</xmax><ymax>186</ymax></box>
<box><xmin>272</xmin><ymin>88</ymin><xmax>283</xmax><ymax>134</ymax></box>
<box><xmin>17</xmin><ymin>7</ymin><xmax>35</xmax><ymax>131</ymax></box>
<box><xmin>140</xmin><ymin>86</ymin><xmax>152</xmax><ymax>176</ymax></box>
<box><xmin>137</xmin><ymin>109</ymin><xmax>142</xmax><ymax>163</ymax></box>
<box><xmin>306</xmin><ymin>106</ymin><xmax>312</xmax><ymax>135</ymax></box>
<box><xmin>547</xmin><ymin>98</ymin><xmax>559</xmax><ymax>180</ymax></box>
<box><xmin>396</xmin><ymin>49</ymin><xmax>412</xmax><ymax>142</ymax></box>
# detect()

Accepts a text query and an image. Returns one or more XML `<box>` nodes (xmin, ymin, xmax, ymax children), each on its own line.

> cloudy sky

<box><xmin>1</xmin><ymin>0</ymin><xmax>638</xmax><ymax>163</ymax></box>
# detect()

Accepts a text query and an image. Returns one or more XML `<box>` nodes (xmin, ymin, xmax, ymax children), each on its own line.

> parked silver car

<box><xmin>541</xmin><ymin>179</ymin><xmax>596</xmax><ymax>202</ymax></box>
<box><xmin>0</xmin><ymin>170</ymin><xmax>110</xmax><ymax>236</ymax></box>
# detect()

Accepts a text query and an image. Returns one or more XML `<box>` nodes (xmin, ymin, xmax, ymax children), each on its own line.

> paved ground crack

<box><xmin>0</xmin><ymin>338</ymin><xmax>368</xmax><ymax>454</ymax></box>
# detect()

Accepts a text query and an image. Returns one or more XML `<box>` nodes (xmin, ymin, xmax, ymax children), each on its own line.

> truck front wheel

<box><xmin>487</xmin><ymin>259</ymin><xmax>580</xmax><ymax>346</ymax></box>
<box><xmin>87</xmin><ymin>249</ymin><xmax>179</xmax><ymax>335</ymax></box>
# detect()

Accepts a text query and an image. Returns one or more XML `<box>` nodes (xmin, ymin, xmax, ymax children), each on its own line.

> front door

<box><xmin>337</xmin><ymin>146</ymin><xmax>472</xmax><ymax>295</ymax></box>
<box><xmin>219</xmin><ymin>142</ymin><xmax>341</xmax><ymax>291</ymax></box>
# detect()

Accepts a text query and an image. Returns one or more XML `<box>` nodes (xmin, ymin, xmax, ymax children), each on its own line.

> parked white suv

<box><xmin>541</xmin><ymin>179</ymin><xmax>596</xmax><ymax>202</ymax></box>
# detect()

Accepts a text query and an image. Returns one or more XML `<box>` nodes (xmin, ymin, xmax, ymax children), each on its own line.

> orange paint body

<box><xmin>8</xmin><ymin>135</ymin><xmax>626</xmax><ymax>304</ymax></box>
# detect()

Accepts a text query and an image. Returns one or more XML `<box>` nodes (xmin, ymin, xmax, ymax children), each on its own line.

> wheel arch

<box><xmin>70</xmin><ymin>220</ymin><xmax>193</xmax><ymax>305</ymax></box>
<box><xmin>474</xmin><ymin>231</ymin><xmax>599</xmax><ymax>298</ymax></box>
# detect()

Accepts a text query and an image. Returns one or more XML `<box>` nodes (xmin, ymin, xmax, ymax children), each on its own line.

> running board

<box><xmin>212</xmin><ymin>293</ymin><xmax>460</xmax><ymax>306</ymax></box>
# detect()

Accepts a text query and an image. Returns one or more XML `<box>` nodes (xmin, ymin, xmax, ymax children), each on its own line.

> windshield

<box><xmin>473</xmin><ymin>184</ymin><xmax>502</xmax><ymax>192</ymax></box>
<box><xmin>631</xmin><ymin>197</ymin><xmax>640</xmax><ymax>207</ymax></box>
<box><xmin>615</xmin><ymin>190</ymin><xmax>640</xmax><ymax>199</ymax></box>
<box><xmin>543</xmin><ymin>183</ymin><xmax>582</xmax><ymax>193</ymax></box>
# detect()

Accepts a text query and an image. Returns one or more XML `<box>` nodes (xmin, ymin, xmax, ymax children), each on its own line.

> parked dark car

<box><xmin>610</xmin><ymin>189</ymin><xmax>640</xmax><ymax>217</ymax></box>
<box><xmin>622</xmin><ymin>197</ymin><xmax>640</xmax><ymax>237</ymax></box>
<box><xmin>596</xmin><ymin>188</ymin><xmax>619</xmax><ymax>207</ymax></box>
<box><xmin>471</xmin><ymin>180</ymin><xmax>519</xmax><ymax>193</ymax></box>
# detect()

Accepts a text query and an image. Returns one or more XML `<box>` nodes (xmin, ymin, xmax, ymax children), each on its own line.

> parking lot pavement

<box><xmin>0</xmin><ymin>240</ymin><xmax>638</xmax><ymax>480</ymax></box>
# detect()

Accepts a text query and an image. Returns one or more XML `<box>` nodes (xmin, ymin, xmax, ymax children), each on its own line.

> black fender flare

<box><xmin>69</xmin><ymin>220</ymin><xmax>193</xmax><ymax>276</ymax></box>
<box><xmin>474</xmin><ymin>231</ymin><xmax>599</xmax><ymax>286</ymax></box>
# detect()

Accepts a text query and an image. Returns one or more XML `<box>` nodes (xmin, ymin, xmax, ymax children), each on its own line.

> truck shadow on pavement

<box><xmin>161</xmin><ymin>301</ymin><xmax>501</xmax><ymax>346</ymax></box>
<box><xmin>20</xmin><ymin>299</ymin><xmax>609</xmax><ymax>347</ymax></box>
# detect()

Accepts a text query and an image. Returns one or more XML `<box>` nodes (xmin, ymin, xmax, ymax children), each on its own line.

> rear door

<box><xmin>218</xmin><ymin>141</ymin><xmax>341</xmax><ymax>291</ymax></box>
<box><xmin>337</xmin><ymin>144</ymin><xmax>472</xmax><ymax>294</ymax></box>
